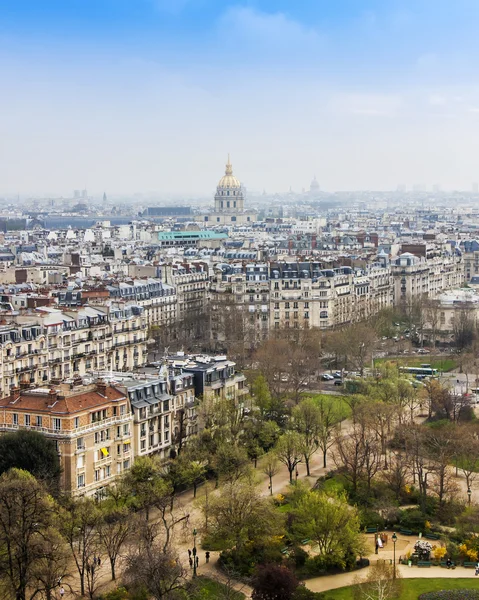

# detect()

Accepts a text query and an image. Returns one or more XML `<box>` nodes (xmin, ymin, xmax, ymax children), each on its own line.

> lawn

<box><xmin>322</xmin><ymin>578</ymin><xmax>479</xmax><ymax>600</ymax></box>
<box><xmin>191</xmin><ymin>576</ymin><xmax>245</xmax><ymax>599</ymax></box>
<box><xmin>374</xmin><ymin>356</ymin><xmax>458</xmax><ymax>372</ymax></box>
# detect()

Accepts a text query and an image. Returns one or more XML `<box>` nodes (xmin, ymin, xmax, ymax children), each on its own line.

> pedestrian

<box><xmin>188</xmin><ymin>549</ymin><xmax>192</xmax><ymax>558</ymax></box>
<box><xmin>97</xmin><ymin>556</ymin><xmax>101</xmax><ymax>567</ymax></box>
<box><xmin>475</xmin><ymin>562</ymin><xmax>479</xmax><ymax>576</ymax></box>
<box><xmin>189</xmin><ymin>557</ymin><xmax>193</xmax><ymax>568</ymax></box>
<box><xmin>60</xmin><ymin>587</ymin><xmax>65</xmax><ymax>598</ymax></box>
<box><xmin>375</xmin><ymin>540</ymin><xmax>379</xmax><ymax>555</ymax></box>
<box><xmin>447</xmin><ymin>557</ymin><xmax>452</xmax><ymax>569</ymax></box>
<box><xmin>205</xmin><ymin>551</ymin><xmax>210</xmax><ymax>564</ymax></box>
<box><xmin>196</xmin><ymin>556</ymin><xmax>199</xmax><ymax>568</ymax></box>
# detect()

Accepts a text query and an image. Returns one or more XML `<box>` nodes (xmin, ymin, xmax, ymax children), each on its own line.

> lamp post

<box><xmin>192</xmin><ymin>528</ymin><xmax>197</xmax><ymax>578</ymax></box>
<box><xmin>468</xmin><ymin>486</ymin><xmax>472</xmax><ymax>507</ymax></box>
<box><xmin>392</xmin><ymin>532</ymin><xmax>397</xmax><ymax>580</ymax></box>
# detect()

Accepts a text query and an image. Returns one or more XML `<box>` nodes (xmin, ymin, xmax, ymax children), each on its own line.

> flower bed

<box><xmin>419</xmin><ymin>591</ymin><xmax>479</xmax><ymax>599</ymax></box>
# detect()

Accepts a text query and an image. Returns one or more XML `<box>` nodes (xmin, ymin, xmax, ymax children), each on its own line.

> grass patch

<box><xmin>190</xmin><ymin>576</ymin><xmax>245</xmax><ymax>599</ymax></box>
<box><xmin>374</xmin><ymin>356</ymin><xmax>458</xmax><ymax>372</ymax></box>
<box><xmin>307</xmin><ymin>394</ymin><xmax>352</xmax><ymax>420</ymax></box>
<box><xmin>321</xmin><ymin>578</ymin><xmax>479</xmax><ymax>600</ymax></box>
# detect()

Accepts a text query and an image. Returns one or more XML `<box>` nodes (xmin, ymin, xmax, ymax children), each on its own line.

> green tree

<box><xmin>251</xmin><ymin>375</ymin><xmax>273</xmax><ymax>419</ymax></box>
<box><xmin>0</xmin><ymin>469</ymin><xmax>62</xmax><ymax>600</ymax></box>
<box><xmin>206</xmin><ymin>479</ymin><xmax>282</xmax><ymax>551</ymax></box>
<box><xmin>293</xmin><ymin>399</ymin><xmax>320</xmax><ymax>476</ymax></box>
<box><xmin>315</xmin><ymin>395</ymin><xmax>343</xmax><ymax>469</ymax></box>
<box><xmin>291</xmin><ymin>490</ymin><xmax>365</xmax><ymax>568</ymax></box>
<box><xmin>0</xmin><ymin>430</ymin><xmax>61</xmax><ymax>493</ymax></box>
<box><xmin>275</xmin><ymin>432</ymin><xmax>303</xmax><ymax>483</ymax></box>
<box><xmin>212</xmin><ymin>442</ymin><xmax>252</xmax><ymax>485</ymax></box>
<box><xmin>121</xmin><ymin>456</ymin><xmax>166</xmax><ymax>520</ymax></box>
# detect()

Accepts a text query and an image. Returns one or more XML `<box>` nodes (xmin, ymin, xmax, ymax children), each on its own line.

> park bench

<box><xmin>280</xmin><ymin>547</ymin><xmax>289</xmax><ymax>555</ymax></box>
<box><xmin>417</xmin><ymin>561</ymin><xmax>432</xmax><ymax>567</ymax></box>
<box><xmin>440</xmin><ymin>561</ymin><xmax>455</xmax><ymax>568</ymax></box>
<box><xmin>425</xmin><ymin>533</ymin><xmax>440</xmax><ymax>540</ymax></box>
<box><xmin>399</xmin><ymin>529</ymin><xmax>413</xmax><ymax>536</ymax></box>
<box><xmin>463</xmin><ymin>561</ymin><xmax>476</xmax><ymax>568</ymax></box>
<box><xmin>366</xmin><ymin>527</ymin><xmax>378</xmax><ymax>533</ymax></box>
<box><xmin>301</xmin><ymin>539</ymin><xmax>310</xmax><ymax>545</ymax></box>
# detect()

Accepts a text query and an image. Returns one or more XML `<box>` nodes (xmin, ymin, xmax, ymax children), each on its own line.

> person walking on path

<box><xmin>59</xmin><ymin>587</ymin><xmax>65</xmax><ymax>598</ymax></box>
<box><xmin>205</xmin><ymin>551</ymin><xmax>210</xmax><ymax>563</ymax></box>
<box><xmin>189</xmin><ymin>557</ymin><xmax>193</xmax><ymax>569</ymax></box>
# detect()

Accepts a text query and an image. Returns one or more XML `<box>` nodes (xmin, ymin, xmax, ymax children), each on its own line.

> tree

<box><xmin>251</xmin><ymin>375</ymin><xmax>273</xmax><ymax>419</ymax></box>
<box><xmin>424</xmin><ymin>298</ymin><xmax>441</xmax><ymax>349</ymax></box>
<box><xmin>205</xmin><ymin>479</ymin><xmax>282</xmax><ymax>551</ymax></box>
<box><xmin>455</xmin><ymin>425</ymin><xmax>479</xmax><ymax>491</ymax></box>
<box><xmin>0</xmin><ymin>469</ymin><xmax>61</xmax><ymax>600</ymax></box>
<box><xmin>61</xmin><ymin>497</ymin><xmax>101</xmax><ymax>598</ymax></box>
<box><xmin>0</xmin><ymin>430</ymin><xmax>61</xmax><ymax>493</ymax></box>
<box><xmin>99</xmin><ymin>504</ymin><xmax>132</xmax><ymax>581</ymax></box>
<box><xmin>30</xmin><ymin>527</ymin><xmax>70</xmax><ymax>600</ymax></box>
<box><xmin>452</xmin><ymin>304</ymin><xmax>477</xmax><ymax>351</ymax></box>
<box><xmin>291</xmin><ymin>490</ymin><xmax>365</xmax><ymax>569</ymax></box>
<box><xmin>252</xmin><ymin>564</ymin><xmax>299</xmax><ymax>600</ymax></box>
<box><xmin>316</xmin><ymin>395</ymin><xmax>344</xmax><ymax>468</ymax></box>
<box><xmin>124</xmin><ymin>542</ymin><xmax>186</xmax><ymax>600</ymax></box>
<box><xmin>121</xmin><ymin>455</ymin><xmax>166</xmax><ymax>520</ymax></box>
<box><xmin>275</xmin><ymin>432</ymin><xmax>303</xmax><ymax>483</ymax></box>
<box><xmin>343</xmin><ymin>324</ymin><xmax>377</xmax><ymax>376</ymax></box>
<box><xmin>293</xmin><ymin>399</ymin><xmax>320</xmax><ymax>476</ymax></box>
<box><xmin>353</xmin><ymin>561</ymin><xmax>402</xmax><ymax>600</ymax></box>
<box><xmin>262</xmin><ymin>453</ymin><xmax>280</xmax><ymax>495</ymax></box>
<box><xmin>212</xmin><ymin>442</ymin><xmax>251</xmax><ymax>484</ymax></box>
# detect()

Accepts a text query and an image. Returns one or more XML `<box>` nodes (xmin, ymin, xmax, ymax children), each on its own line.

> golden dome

<box><xmin>217</xmin><ymin>155</ymin><xmax>241</xmax><ymax>189</ymax></box>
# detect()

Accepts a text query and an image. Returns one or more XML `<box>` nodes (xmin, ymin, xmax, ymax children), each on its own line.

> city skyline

<box><xmin>3</xmin><ymin>0</ymin><xmax>479</xmax><ymax>194</ymax></box>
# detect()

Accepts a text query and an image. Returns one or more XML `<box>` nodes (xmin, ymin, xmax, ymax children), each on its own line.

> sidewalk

<box><xmin>306</xmin><ymin>564</ymin><xmax>479</xmax><ymax>594</ymax></box>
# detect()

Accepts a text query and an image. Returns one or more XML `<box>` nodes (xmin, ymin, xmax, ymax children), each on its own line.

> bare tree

<box><xmin>262</xmin><ymin>453</ymin><xmax>280</xmax><ymax>495</ymax></box>
<box><xmin>353</xmin><ymin>561</ymin><xmax>402</xmax><ymax>600</ymax></box>
<box><xmin>275</xmin><ymin>432</ymin><xmax>303</xmax><ymax>483</ymax></box>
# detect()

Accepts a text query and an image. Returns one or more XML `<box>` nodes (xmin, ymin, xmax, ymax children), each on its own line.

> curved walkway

<box><xmin>306</xmin><ymin>564</ymin><xmax>479</xmax><ymax>594</ymax></box>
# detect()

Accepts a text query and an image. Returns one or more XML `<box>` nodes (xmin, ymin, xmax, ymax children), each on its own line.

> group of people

<box><xmin>187</xmin><ymin>549</ymin><xmax>210</xmax><ymax>569</ymax></box>
<box><xmin>374</xmin><ymin>533</ymin><xmax>388</xmax><ymax>554</ymax></box>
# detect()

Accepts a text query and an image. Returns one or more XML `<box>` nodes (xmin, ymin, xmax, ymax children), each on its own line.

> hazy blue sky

<box><xmin>2</xmin><ymin>0</ymin><xmax>479</xmax><ymax>195</ymax></box>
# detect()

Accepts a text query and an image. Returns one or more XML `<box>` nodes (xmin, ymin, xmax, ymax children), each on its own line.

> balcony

<box><xmin>94</xmin><ymin>455</ymin><xmax>112</xmax><ymax>468</ymax></box>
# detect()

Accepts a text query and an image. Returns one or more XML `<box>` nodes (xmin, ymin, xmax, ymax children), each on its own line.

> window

<box><xmin>77</xmin><ymin>437</ymin><xmax>85</xmax><ymax>450</ymax></box>
<box><xmin>120</xmin><ymin>404</ymin><xmax>126</xmax><ymax>415</ymax></box>
<box><xmin>13</xmin><ymin>413</ymin><xmax>18</xmax><ymax>426</ymax></box>
<box><xmin>105</xmin><ymin>465</ymin><xmax>111</xmax><ymax>478</ymax></box>
<box><xmin>141</xmin><ymin>439</ymin><xmax>146</xmax><ymax>451</ymax></box>
<box><xmin>123</xmin><ymin>459</ymin><xmax>130</xmax><ymax>470</ymax></box>
<box><xmin>74</xmin><ymin>417</ymin><xmax>79</xmax><ymax>428</ymax></box>
<box><xmin>77</xmin><ymin>474</ymin><xmax>85</xmax><ymax>488</ymax></box>
<box><xmin>95</xmin><ymin>470</ymin><xmax>100</xmax><ymax>482</ymax></box>
<box><xmin>53</xmin><ymin>418</ymin><xmax>61</xmax><ymax>431</ymax></box>
<box><xmin>36</xmin><ymin>416</ymin><xmax>42</xmax><ymax>427</ymax></box>
<box><xmin>77</xmin><ymin>454</ymin><xmax>85</xmax><ymax>469</ymax></box>
<box><xmin>24</xmin><ymin>414</ymin><xmax>30</xmax><ymax>426</ymax></box>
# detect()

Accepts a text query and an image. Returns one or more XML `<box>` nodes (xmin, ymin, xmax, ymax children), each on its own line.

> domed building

<box><xmin>198</xmin><ymin>156</ymin><xmax>256</xmax><ymax>226</ymax></box>
<box><xmin>214</xmin><ymin>155</ymin><xmax>245</xmax><ymax>213</ymax></box>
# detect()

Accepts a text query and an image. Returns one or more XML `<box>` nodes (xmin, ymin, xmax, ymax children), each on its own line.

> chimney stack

<box><xmin>10</xmin><ymin>386</ymin><xmax>20</xmax><ymax>402</ymax></box>
<box><xmin>97</xmin><ymin>380</ymin><xmax>107</xmax><ymax>396</ymax></box>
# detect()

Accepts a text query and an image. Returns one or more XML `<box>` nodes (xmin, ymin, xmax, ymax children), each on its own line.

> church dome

<box><xmin>217</xmin><ymin>156</ymin><xmax>241</xmax><ymax>189</ymax></box>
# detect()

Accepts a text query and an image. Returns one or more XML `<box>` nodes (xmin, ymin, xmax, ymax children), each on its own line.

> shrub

<box><xmin>292</xmin><ymin>585</ymin><xmax>325</xmax><ymax>600</ymax></box>
<box><xmin>288</xmin><ymin>546</ymin><xmax>308</xmax><ymax>569</ymax></box>
<box><xmin>360</xmin><ymin>509</ymin><xmax>385</xmax><ymax>530</ymax></box>
<box><xmin>252</xmin><ymin>564</ymin><xmax>299</xmax><ymax>600</ymax></box>
<box><xmin>399</xmin><ymin>508</ymin><xmax>426</xmax><ymax>531</ymax></box>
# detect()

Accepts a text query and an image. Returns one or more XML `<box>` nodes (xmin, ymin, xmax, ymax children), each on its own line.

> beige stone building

<box><xmin>0</xmin><ymin>381</ymin><xmax>133</xmax><ymax>498</ymax></box>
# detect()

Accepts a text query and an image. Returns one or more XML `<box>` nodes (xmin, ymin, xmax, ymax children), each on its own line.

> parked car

<box><xmin>321</xmin><ymin>373</ymin><xmax>334</xmax><ymax>381</ymax></box>
<box><xmin>334</xmin><ymin>379</ymin><xmax>343</xmax><ymax>386</ymax></box>
<box><xmin>333</xmin><ymin>371</ymin><xmax>342</xmax><ymax>379</ymax></box>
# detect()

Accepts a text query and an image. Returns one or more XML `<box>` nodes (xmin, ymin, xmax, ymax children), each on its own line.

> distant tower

<box><xmin>310</xmin><ymin>176</ymin><xmax>320</xmax><ymax>194</ymax></box>
<box><xmin>214</xmin><ymin>155</ymin><xmax>244</xmax><ymax>213</ymax></box>
<box><xmin>103</xmin><ymin>192</ymin><xmax>107</xmax><ymax>202</ymax></box>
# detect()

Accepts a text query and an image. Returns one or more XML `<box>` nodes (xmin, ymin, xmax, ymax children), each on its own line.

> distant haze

<box><xmin>2</xmin><ymin>0</ymin><xmax>479</xmax><ymax>195</ymax></box>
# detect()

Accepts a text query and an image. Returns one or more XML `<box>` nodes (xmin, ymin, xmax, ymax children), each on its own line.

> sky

<box><xmin>2</xmin><ymin>0</ymin><xmax>479</xmax><ymax>196</ymax></box>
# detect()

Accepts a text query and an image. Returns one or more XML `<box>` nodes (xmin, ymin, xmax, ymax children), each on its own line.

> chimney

<box><xmin>97</xmin><ymin>380</ymin><xmax>107</xmax><ymax>396</ymax></box>
<box><xmin>10</xmin><ymin>386</ymin><xmax>20</xmax><ymax>402</ymax></box>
